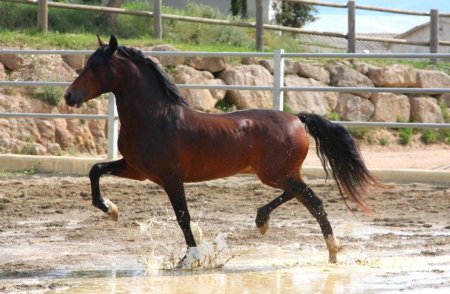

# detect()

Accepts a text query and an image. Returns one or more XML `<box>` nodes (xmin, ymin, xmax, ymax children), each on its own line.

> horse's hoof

<box><xmin>105</xmin><ymin>199</ymin><xmax>119</xmax><ymax>221</ymax></box>
<box><xmin>258</xmin><ymin>222</ymin><xmax>269</xmax><ymax>235</ymax></box>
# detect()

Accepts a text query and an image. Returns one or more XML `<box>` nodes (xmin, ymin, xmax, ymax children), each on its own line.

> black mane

<box><xmin>116</xmin><ymin>46</ymin><xmax>189</xmax><ymax>106</ymax></box>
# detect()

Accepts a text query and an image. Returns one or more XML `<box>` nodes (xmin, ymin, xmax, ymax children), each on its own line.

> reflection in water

<box><xmin>21</xmin><ymin>246</ymin><xmax>447</xmax><ymax>293</ymax></box>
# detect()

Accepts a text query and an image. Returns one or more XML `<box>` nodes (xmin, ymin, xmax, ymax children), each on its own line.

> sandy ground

<box><xmin>0</xmin><ymin>162</ymin><xmax>449</xmax><ymax>292</ymax></box>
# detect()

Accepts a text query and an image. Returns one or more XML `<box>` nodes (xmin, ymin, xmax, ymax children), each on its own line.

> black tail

<box><xmin>298</xmin><ymin>112</ymin><xmax>382</xmax><ymax>212</ymax></box>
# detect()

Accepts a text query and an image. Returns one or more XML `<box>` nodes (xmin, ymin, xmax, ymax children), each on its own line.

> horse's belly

<box><xmin>183</xmin><ymin>158</ymin><xmax>251</xmax><ymax>182</ymax></box>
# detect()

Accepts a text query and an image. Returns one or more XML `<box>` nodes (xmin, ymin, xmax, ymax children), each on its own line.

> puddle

<box><xmin>2</xmin><ymin>246</ymin><xmax>449</xmax><ymax>293</ymax></box>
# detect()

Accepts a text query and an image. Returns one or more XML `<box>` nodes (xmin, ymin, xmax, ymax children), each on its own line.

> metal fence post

<box><xmin>107</xmin><ymin>93</ymin><xmax>118</xmax><ymax>160</ymax></box>
<box><xmin>255</xmin><ymin>0</ymin><xmax>264</xmax><ymax>52</ymax></box>
<box><xmin>272</xmin><ymin>49</ymin><xmax>285</xmax><ymax>111</ymax></box>
<box><xmin>38</xmin><ymin>0</ymin><xmax>48</xmax><ymax>33</ymax></box>
<box><xmin>347</xmin><ymin>0</ymin><xmax>356</xmax><ymax>53</ymax></box>
<box><xmin>153</xmin><ymin>0</ymin><xmax>162</xmax><ymax>39</ymax></box>
<box><xmin>430</xmin><ymin>9</ymin><xmax>439</xmax><ymax>64</ymax></box>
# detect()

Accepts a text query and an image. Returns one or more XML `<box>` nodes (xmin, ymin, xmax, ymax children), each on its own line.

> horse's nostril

<box><xmin>64</xmin><ymin>91</ymin><xmax>72</xmax><ymax>102</ymax></box>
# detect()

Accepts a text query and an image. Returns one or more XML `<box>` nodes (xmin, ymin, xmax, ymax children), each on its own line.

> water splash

<box><xmin>137</xmin><ymin>211</ymin><xmax>240</xmax><ymax>271</ymax></box>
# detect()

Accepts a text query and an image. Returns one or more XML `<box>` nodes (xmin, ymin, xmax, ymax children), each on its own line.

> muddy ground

<box><xmin>0</xmin><ymin>174</ymin><xmax>449</xmax><ymax>292</ymax></box>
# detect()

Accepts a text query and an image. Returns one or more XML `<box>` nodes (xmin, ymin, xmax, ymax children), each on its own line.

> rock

<box><xmin>371</xmin><ymin>93</ymin><xmax>410</xmax><ymax>122</ymax></box>
<box><xmin>416</xmin><ymin>69</ymin><xmax>450</xmax><ymax>94</ymax></box>
<box><xmin>241</xmin><ymin>57</ymin><xmax>259</xmax><ymax>65</ymax></box>
<box><xmin>0</xmin><ymin>62</ymin><xmax>5</xmax><ymax>80</ymax></box>
<box><xmin>47</xmin><ymin>143</ymin><xmax>62</xmax><ymax>155</ymax></box>
<box><xmin>185</xmin><ymin>56</ymin><xmax>227</xmax><ymax>73</ymax></box>
<box><xmin>10</xmin><ymin>54</ymin><xmax>76</xmax><ymax>83</ymax></box>
<box><xmin>297</xmin><ymin>63</ymin><xmax>330</xmax><ymax>84</ymax></box>
<box><xmin>219</xmin><ymin>65</ymin><xmax>273</xmax><ymax>109</ymax></box>
<box><xmin>327</xmin><ymin>63</ymin><xmax>374</xmax><ymax>98</ymax></box>
<box><xmin>259</xmin><ymin>59</ymin><xmax>298</xmax><ymax>75</ymax></box>
<box><xmin>173</xmin><ymin>65</ymin><xmax>225</xmax><ymax>111</ymax></box>
<box><xmin>259</xmin><ymin>59</ymin><xmax>274</xmax><ymax>73</ymax></box>
<box><xmin>62</xmin><ymin>55</ymin><xmax>85</xmax><ymax>72</ymax></box>
<box><xmin>150</xmin><ymin>44</ymin><xmax>184</xmax><ymax>67</ymax></box>
<box><xmin>36</xmin><ymin>119</ymin><xmax>55</xmax><ymax>142</ymax></box>
<box><xmin>284</xmin><ymin>75</ymin><xmax>337</xmax><ymax>115</ymax></box>
<box><xmin>0</xmin><ymin>54</ymin><xmax>24</xmax><ymax>71</ymax></box>
<box><xmin>366</xmin><ymin>64</ymin><xmax>417</xmax><ymax>87</ymax></box>
<box><xmin>336</xmin><ymin>93</ymin><xmax>374</xmax><ymax>121</ymax></box>
<box><xmin>354</xmin><ymin>62</ymin><xmax>379</xmax><ymax>75</ymax></box>
<box><xmin>439</xmin><ymin>93</ymin><xmax>450</xmax><ymax>107</ymax></box>
<box><xmin>410</xmin><ymin>97</ymin><xmax>444</xmax><ymax>123</ymax></box>
<box><xmin>284</xmin><ymin>60</ymin><xmax>299</xmax><ymax>75</ymax></box>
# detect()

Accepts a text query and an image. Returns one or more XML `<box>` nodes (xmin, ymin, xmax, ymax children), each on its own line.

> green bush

<box><xmin>399</xmin><ymin>128</ymin><xmax>413</xmax><ymax>145</ymax></box>
<box><xmin>379</xmin><ymin>137</ymin><xmax>389</xmax><ymax>146</ymax></box>
<box><xmin>30</xmin><ymin>86</ymin><xmax>64</xmax><ymax>106</ymax></box>
<box><xmin>421</xmin><ymin>129</ymin><xmax>438</xmax><ymax>144</ymax></box>
<box><xmin>348</xmin><ymin>127</ymin><xmax>369</xmax><ymax>139</ymax></box>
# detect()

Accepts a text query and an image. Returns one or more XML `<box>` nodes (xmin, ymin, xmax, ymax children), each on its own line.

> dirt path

<box><xmin>0</xmin><ymin>174</ymin><xmax>449</xmax><ymax>292</ymax></box>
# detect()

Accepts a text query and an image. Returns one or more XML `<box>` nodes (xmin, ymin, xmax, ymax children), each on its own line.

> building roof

<box><xmin>297</xmin><ymin>33</ymin><xmax>396</xmax><ymax>53</ymax></box>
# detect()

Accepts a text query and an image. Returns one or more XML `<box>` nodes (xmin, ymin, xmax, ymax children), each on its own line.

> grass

<box><xmin>398</xmin><ymin>128</ymin><xmax>414</xmax><ymax>145</ymax></box>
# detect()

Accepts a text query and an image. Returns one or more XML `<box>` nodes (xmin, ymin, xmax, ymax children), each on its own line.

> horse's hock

<box><xmin>0</xmin><ymin>47</ymin><xmax>449</xmax><ymax>157</ymax></box>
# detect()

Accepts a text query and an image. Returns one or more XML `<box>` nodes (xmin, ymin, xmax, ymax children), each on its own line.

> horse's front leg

<box><xmin>89</xmin><ymin>158</ymin><xmax>143</xmax><ymax>221</ymax></box>
<box><xmin>163</xmin><ymin>180</ymin><xmax>196</xmax><ymax>248</ymax></box>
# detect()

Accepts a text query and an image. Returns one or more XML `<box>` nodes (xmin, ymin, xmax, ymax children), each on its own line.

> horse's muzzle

<box><xmin>64</xmin><ymin>90</ymin><xmax>84</xmax><ymax>108</ymax></box>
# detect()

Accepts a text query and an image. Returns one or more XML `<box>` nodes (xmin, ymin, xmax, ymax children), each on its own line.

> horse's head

<box><xmin>64</xmin><ymin>35</ymin><xmax>119</xmax><ymax>107</ymax></box>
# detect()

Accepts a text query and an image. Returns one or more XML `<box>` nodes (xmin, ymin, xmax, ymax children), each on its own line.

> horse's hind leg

<box><xmin>256</xmin><ymin>191</ymin><xmax>295</xmax><ymax>235</ymax></box>
<box><xmin>291</xmin><ymin>180</ymin><xmax>340</xmax><ymax>263</ymax></box>
<box><xmin>89</xmin><ymin>158</ymin><xmax>144</xmax><ymax>221</ymax></box>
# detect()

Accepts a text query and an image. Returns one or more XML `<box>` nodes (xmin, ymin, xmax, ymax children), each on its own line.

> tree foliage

<box><xmin>272</xmin><ymin>1</ymin><xmax>317</xmax><ymax>27</ymax></box>
<box><xmin>230</xmin><ymin>0</ymin><xmax>247</xmax><ymax>18</ymax></box>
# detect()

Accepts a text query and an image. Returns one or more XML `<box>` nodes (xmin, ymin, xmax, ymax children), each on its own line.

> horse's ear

<box><xmin>97</xmin><ymin>34</ymin><xmax>104</xmax><ymax>47</ymax></box>
<box><xmin>107</xmin><ymin>35</ymin><xmax>118</xmax><ymax>55</ymax></box>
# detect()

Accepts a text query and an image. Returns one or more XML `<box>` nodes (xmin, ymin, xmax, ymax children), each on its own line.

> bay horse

<box><xmin>64</xmin><ymin>35</ymin><xmax>381</xmax><ymax>264</ymax></box>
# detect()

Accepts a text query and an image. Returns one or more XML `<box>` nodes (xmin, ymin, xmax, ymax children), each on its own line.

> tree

<box><xmin>272</xmin><ymin>1</ymin><xmax>317</xmax><ymax>28</ymax></box>
<box><xmin>231</xmin><ymin>0</ymin><xmax>247</xmax><ymax>18</ymax></box>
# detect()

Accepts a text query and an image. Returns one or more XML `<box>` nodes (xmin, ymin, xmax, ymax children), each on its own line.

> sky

<box><xmin>303</xmin><ymin>0</ymin><xmax>450</xmax><ymax>33</ymax></box>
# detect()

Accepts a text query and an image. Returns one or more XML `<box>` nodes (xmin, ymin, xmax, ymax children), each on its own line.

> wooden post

<box><xmin>273</xmin><ymin>49</ymin><xmax>285</xmax><ymax>111</ymax></box>
<box><xmin>255</xmin><ymin>0</ymin><xmax>264</xmax><ymax>52</ymax></box>
<box><xmin>430</xmin><ymin>9</ymin><xmax>439</xmax><ymax>64</ymax></box>
<box><xmin>347</xmin><ymin>0</ymin><xmax>356</xmax><ymax>53</ymax></box>
<box><xmin>107</xmin><ymin>93</ymin><xmax>118</xmax><ymax>159</ymax></box>
<box><xmin>38</xmin><ymin>0</ymin><xmax>48</xmax><ymax>33</ymax></box>
<box><xmin>153</xmin><ymin>0</ymin><xmax>162</xmax><ymax>39</ymax></box>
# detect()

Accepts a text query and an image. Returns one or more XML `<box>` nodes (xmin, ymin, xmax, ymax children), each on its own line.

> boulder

<box><xmin>327</xmin><ymin>63</ymin><xmax>374</xmax><ymax>98</ymax></box>
<box><xmin>366</xmin><ymin>64</ymin><xmax>417</xmax><ymax>87</ymax></box>
<box><xmin>173</xmin><ymin>65</ymin><xmax>225</xmax><ymax>111</ymax></box>
<box><xmin>297</xmin><ymin>63</ymin><xmax>330</xmax><ymax>84</ymax></box>
<box><xmin>150</xmin><ymin>44</ymin><xmax>184</xmax><ymax>67</ymax></box>
<box><xmin>185</xmin><ymin>56</ymin><xmax>227</xmax><ymax>73</ymax></box>
<box><xmin>0</xmin><ymin>54</ymin><xmax>24</xmax><ymax>71</ymax></box>
<box><xmin>284</xmin><ymin>75</ymin><xmax>337</xmax><ymax>115</ymax></box>
<box><xmin>410</xmin><ymin>97</ymin><xmax>444</xmax><ymax>123</ymax></box>
<box><xmin>62</xmin><ymin>55</ymin><xmax>85</xmax><ymax>72</ymax></box>
<box><xmin>416</xmin><ymin>69</ymin><xmax>450</xmax><ymax>94</ymax></box>
<box><xmin>219</xmin><ymin>65</ymin><xmax>273</xmax><ymax>109</ymax></box>
<box><xmin>284</xmin><ymin>60</ymin><xmax>299</xmax><ymax>75</ymax></box>
<box><xmin>371</xmin><ymin>93</ymin><xmax>410</xmax><ymax>122</ymax></box>
<box><xmin>10</xmin><ymin>54</ymin><xmax>76</xmax><ymax>82</ymax></box>
<box><xmin>439</xmin><ymin>93</ymin><xmax>450</xmax><ymax>108</ymax></box>
<box><xmin>0</xmin><ymin>62</ymin><xmax>5</xmax><ymax>80</ymax></box>
<box><xmin>354</xmin><ymin>62</ymin><xmax>379</xmax><ymax>75</ymax></box>
<box><xmin>336</xmin><ymin>93</ymin><xmax>374</xmax><ymax>121</ymax></box>
<box><xmin>259</xmin><ymin>59</ymin><xmax>298</xmax><ymax>75</ymax></box>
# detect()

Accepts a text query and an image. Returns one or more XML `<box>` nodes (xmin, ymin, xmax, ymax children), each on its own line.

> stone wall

<box><xmin>0</xmin><ymin>46</ymin><xmax>448</xmax><ymax>156</ymax></box>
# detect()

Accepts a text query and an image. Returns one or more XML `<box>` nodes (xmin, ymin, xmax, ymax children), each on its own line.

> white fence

<box><xmin>1</xmin><ymin>49</ymin><xmax>450</xmax><ymax>159</ymax></box>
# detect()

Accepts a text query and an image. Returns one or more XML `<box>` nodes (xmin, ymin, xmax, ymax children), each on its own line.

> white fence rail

<box><xmin>1</xmin><ymin>49</ymin><xmax>450</xmax><ymax>159</ymax></box>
